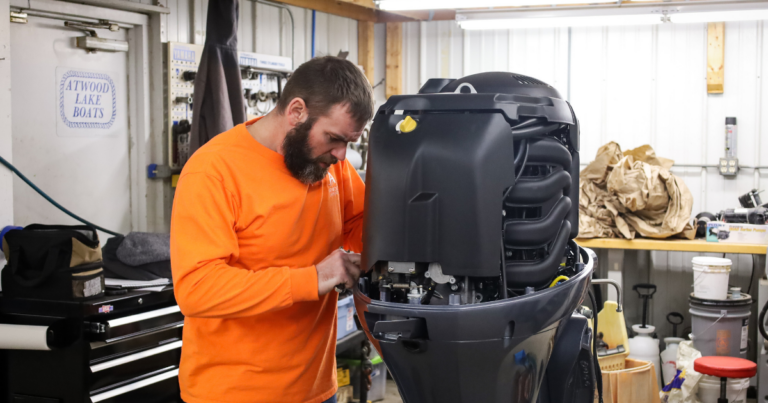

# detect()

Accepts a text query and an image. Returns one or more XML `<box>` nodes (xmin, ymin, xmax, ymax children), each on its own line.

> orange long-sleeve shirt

<box><xmin>170</xmin><ymin>118</ymin><xmax>365</xmax><ymax>403</ymax></box>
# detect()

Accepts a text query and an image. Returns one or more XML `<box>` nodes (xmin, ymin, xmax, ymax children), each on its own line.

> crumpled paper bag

<box><xmin>579</xmin><ymin>142</ymin><xmax>695</xmax><ymax>240</ymax></box>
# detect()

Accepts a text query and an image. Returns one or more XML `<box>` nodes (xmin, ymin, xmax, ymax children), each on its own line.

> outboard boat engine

<box><xmin>354</xmin><ymin>72</ymin><xmax>599</xmax><ymax>403</ymax></box>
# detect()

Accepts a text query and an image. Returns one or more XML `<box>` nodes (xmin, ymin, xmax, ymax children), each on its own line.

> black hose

<box><xmin>511</xmin><ymin>117</ymin><xmax>544</xmax><ymax>130</ymax></box>
<box><xmin>514</xmin><ymin>141</ymin><xmax>530</xmax><ymax>183</ymax></box>
<box><xmin>500</xmin><ymin>137</ymin><xmax>532</xmax><ymax>297</ymax></box>
<box><xmin>513</xmin><ymin>139</ymin><xmax>527</xmax><ymax>166</ymax></box>
<box><xmin>589</xmin><ymin>289</ymin><xmax>604</xmax><ymax>403</ymax></box>
<box><xmin>0</xmin><ymin>154</ymin><xmax>122</xmax><ymax>236</ymax></box>
<box><xmin>511</xmin><ymin>122</ymin><xmax>562</xmax><ymax>139</ymax></box>
<box><xmin>759</xmin><ymin>298</ymin><xmax>768</xmax><ymax>341</ymax></box>
<box><xmin>500</xmin><ymin>238</ymin><xmax>509</xmax><ymax>299</ymax></box>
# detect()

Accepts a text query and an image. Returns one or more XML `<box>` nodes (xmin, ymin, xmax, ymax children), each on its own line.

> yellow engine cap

<box><xmin>397</xmin><ymin>116</ymin><xmax>418</xmax><ymax>133</ymax></box>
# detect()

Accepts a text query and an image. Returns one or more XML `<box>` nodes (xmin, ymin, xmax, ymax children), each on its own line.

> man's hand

<box><xmin>316</xmin><ymin>249</ymin><xmax>361</xmax><ymax>296</ymax></box>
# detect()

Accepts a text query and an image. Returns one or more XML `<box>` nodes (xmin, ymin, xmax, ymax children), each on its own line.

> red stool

<box><xmin>693</xmin><ymin>356</ymin><xmax>756</xmax><ymax>403</ymax></box>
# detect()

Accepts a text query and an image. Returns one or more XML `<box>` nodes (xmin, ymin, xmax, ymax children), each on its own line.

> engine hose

<box><xmin>511</xmin><ymin>117</ymin><xmax>545</xmax><ymax>130</ymax></box>
<box><xmin>511</xmin><ymin>122</ymin><xmax>562</xmax><ymax>139</ymax></box>
<box><xmin>588</xmin><ymin>289</ymin><xmax>604</xmax><ymax>403</ymax></box>
<box><xmin>513</xmin><ymin>139</ymin><xmax>527</xmax><ymax>165</ymax></box>
<box><xmin>500</xmin><ymin>237</ymin><xmax>509</xmax><ymax>299</ymax></box>
<box><xmin>759</xmin><ymin>298</ymin><xmax>768</xmax><ymax>341</ymax></box>
<box><xmin>499</xmin><ymin>139</ymin><xmax>531</xmax><ymax>296</ymax></box>
<box><xmin>0</xmin><ymin>154</ymin><xmax>122</xmax><ymax>236</ymax></box>
<box><xmin>514</xmin><ymin>141</ymin><xmax>530</xmax><ymax>183</ymax></box>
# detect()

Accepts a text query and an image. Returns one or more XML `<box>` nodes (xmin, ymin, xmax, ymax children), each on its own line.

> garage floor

<box><xmin>380</xmin><ymin>380</ymin><xmax>402</xmax><ymax>403</ymax></box>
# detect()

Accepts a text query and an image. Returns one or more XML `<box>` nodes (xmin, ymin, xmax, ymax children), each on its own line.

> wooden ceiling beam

<box><xmin>267</xmin><ymin>0</ymin><xmax>379</xmax><ymax>22</ymax></box>
<box><xmin>267</xmin><ymin>0</ymin><xmax>455</xmax><ymax>22</ymax></box>
<box><xmin>377</xmin><ymin>9</ymin><xmax>456</xmax><ymax>22</ymax></box>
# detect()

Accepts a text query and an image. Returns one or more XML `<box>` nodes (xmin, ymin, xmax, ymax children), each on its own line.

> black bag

<box><xmin>1</xmin><ymin>224</ymin><xmax>105</xmax><ymax>300</ymax></box>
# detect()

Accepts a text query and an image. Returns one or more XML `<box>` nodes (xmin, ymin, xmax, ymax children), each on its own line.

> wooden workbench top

<box><xmin>575</xmin><ymin>237</ymin><xmax>767</xmax><ymax>255</ymax></box>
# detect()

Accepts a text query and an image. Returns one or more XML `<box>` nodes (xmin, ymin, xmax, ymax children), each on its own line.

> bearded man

<box><xmin>170</xmin><ymin>56</ymin><xmax>374</xmax><ymax>403</ymax></box>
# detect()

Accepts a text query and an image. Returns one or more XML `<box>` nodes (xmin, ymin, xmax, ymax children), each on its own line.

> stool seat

<box><xmin>694</xmin><ymin>356</ymin><xmax>757</xmax><ymax>379</ymax></box>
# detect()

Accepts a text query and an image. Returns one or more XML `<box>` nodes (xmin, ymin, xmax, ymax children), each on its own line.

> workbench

<box><xmin>575</xmin><ymin>238</ymin><xmax>767</xmax><ymax>255</ymax></box>
<box><xmin>576</xmin><ymin>236</ymin><xmax>768</xmax><ymax>396</ymax></box>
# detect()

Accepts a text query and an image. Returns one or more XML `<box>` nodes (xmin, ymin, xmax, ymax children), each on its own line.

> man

<box><xmin>170</xmin><ymin>56</ymin><xmax>374</xmax><ymax>403</ymax></box>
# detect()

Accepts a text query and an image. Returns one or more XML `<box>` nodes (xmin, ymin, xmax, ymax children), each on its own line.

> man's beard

<box><xmin>283</xmin><ymin>118</ymin><xmax>339</xmax><ymax>185</ymax></box>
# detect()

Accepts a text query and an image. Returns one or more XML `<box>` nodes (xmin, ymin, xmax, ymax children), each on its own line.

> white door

<box><xmin>11</xmin><ymin>14</ymin><xmax>133</xmax><ymax>238</ymax></box>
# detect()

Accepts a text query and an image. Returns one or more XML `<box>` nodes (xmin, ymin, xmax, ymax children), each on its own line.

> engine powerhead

<box><xmin>354</xmin><ymin>72</ymin><xmax>596</xmax><ymax>403</ymax></box>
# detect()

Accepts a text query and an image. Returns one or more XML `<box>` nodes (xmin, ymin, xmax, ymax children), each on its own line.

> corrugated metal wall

<box><xmin>394</xmin><ymin>20</ymin><xmax>768</xmax><ymax>341</ymax></box>
<box><xmin>116</xmin><ymin>0</ymin><xmax>764</xmax><ymax>340</ymax></box>
<box><xmin>397</xmin><ymin>21</ymin><xmax>768</xmax><ymax>213</ymax></box>
<box><xmin>137</xmin><ymin>0</ymin><xmax>359</xmax><ymax>67</ymax></box>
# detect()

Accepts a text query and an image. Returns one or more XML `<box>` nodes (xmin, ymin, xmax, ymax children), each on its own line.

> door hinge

<box><xmin>10</xmin><ymin>11</ymin><xmax>27</xmax><ymax>24</ymax></box>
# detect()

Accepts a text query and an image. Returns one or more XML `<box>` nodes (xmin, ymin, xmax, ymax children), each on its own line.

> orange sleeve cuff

<box><xmin>290</xmin><ymin>265</ymin><xmax>319</xmax><ymax>302</ymax></box>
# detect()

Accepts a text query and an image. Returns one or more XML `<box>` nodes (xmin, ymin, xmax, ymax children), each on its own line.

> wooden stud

<box><xmin>707</xmin><ymin>22</ymin><xmax>725</xmax><ymax>94</ymax></box>
<box><xmin>386</xmin><ymin>22</ymin><xmax>403</xmax><ymax>99</ymax></box>
<box><xmin>358</xmin><ymin>21</ymin><xmax>375</xmax><ymax>85</ymax></box>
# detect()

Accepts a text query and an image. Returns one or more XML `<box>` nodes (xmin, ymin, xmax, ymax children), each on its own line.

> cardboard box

<box><xmin>337</xmin><ymin>296</ymin><xmax>357</xmax><ymax>340</ymax></box>
<box><xmin>706</xmin><ymin>222</ymin><xmax>768</xmax><ymax>244</ymax></box>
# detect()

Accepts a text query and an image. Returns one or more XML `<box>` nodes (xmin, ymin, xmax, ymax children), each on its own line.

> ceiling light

<box><xmin>376</xmin><ymin>0</ymin><xmax>617</xmax><ymax>11</ymax></box>
<box><xmin>671</xmin><ymin>9</ymin><xmax>768</xmax><ymax>23</ymax></box>
<box><xmin>458</xmin><ymin>13</ymin><xmax>663</xmax><ymax>29</ymax></box>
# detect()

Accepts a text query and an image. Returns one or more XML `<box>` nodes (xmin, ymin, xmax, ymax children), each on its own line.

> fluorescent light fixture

<box><xmin>671</xmin><ymin>9</ymin><xmax>768</xmax><ymax>23</ymax></box>
<box><xmin>376</xmin><ymin>0</ymin><xmax>617</xmax><ymax>11</ymax></box>
<box><xmin>458</xmin><ymin>14</ymin><xmax>663</xmax><ymax>29</ymax></box>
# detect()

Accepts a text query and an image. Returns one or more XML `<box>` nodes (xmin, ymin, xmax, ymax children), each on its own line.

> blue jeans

<box><xmin>323</xmin><ymin>396</ymin><xmax>337</xmax><ymax>403</ymax></box>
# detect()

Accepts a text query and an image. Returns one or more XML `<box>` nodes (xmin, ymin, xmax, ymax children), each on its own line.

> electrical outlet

<box><xmin>719</xmin><ymin>157</ymin><xmax>739</xmax><ymax>177</ymax></box>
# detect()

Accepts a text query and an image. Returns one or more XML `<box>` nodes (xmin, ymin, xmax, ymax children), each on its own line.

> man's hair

<box><xmin>277</xmin><ymin>56</ymin><xmax>374</xmax><ymax>125</ymax></box>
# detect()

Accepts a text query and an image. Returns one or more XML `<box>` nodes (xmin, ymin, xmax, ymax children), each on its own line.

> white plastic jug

<box><xmin>660</xmin><ymin>337</ymin><xmax>684</xmax><ymax>386</ymax></box>
<box><xmin>627</xmin><ymin>324</ymin><xmax>661</xmax><ymax>389</ymax></box>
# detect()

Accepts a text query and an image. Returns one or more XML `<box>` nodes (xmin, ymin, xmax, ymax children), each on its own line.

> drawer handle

<box><xmin>107</xmin><ymin>306</ymin><xmax>181</xmax><ymax>328</ymax></box>
<box><xmin>91</xmin><ymin>340</ymin><xmax>182</xmax><ymax>373</ymax></box>
<box><xmin>90</xmin><ymin>367</ymin><xmax>179</xmax><ymax>402</ymax></box>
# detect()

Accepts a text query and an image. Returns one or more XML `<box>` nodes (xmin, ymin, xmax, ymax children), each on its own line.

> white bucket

<box><xmin>697</xmin><ymin>375</ymin><xmax>749</xmax><ymax>403</ymax></box>
<box><xmin>692</xmin><ymin>257</ymin><xmax>731</xmax><ymax>300</ymax></box>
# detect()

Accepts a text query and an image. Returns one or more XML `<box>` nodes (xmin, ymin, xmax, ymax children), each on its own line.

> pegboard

<box><xmin>166</xmin><ymin>42</ymin><xmax>203</xmax><ymax>169</ymax></box>
<box><xmin>165</xmin><ymin>44</ymin><xmax>292</xmax><ymax>169</ymax></box>
<box><xmin>239</xmin><ymin>51</ymin><xmax>292</xmax><ymax>119</ymax></box>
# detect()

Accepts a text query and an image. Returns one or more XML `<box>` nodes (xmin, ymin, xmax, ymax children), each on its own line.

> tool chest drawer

<box><xmin>88</xmin><ymin>329</ymin><xmax>182</xmax><ymax>392</ymax></box>
<box><xmin>89</xmin><ymin>366</ymin><xmax>181</xmax><ymax>403</ymax></box>
<box><xmin>1</xmin><ymin>289</ymin><xmax>183</xmax><ymax>403</ymax></box>
<box><xmin>88</xmin><ymin>305</ymin><xmax>184</xmax><ymax>343</ymax></box>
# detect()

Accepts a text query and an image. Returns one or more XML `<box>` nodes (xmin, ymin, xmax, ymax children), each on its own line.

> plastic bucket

<box><xmin>692</xmin><ymin>257</ymin><xmax>731</xmax><ymax>300</ymax></box>
<box><xmin>689</xmin><ymin>292</ymin><xmax>751</xmax><ymax>359</ymax></box>
<box><xmin>697</xmin><ymin>375</ymin><xmax>749</xmax><ymax>403</ymax></box>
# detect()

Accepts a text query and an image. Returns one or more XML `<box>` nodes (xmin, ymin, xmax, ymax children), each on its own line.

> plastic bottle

<box><xmin>660</xmin><ymin>337</ymin><xmax>684</xmax><ymax>386</ymax></box>
<box><xmin>627</xmin><ymin>284</ymin><xmax>661</xmax><ymax>388</ymax></box>
<box><xmin>628</xmin><ymin>324</ymin><xmax>661</xmax><ymax>388</ymax></box>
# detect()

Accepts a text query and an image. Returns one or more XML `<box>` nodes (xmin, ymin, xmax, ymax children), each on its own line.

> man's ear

<box><xmin>285</xmin><ymin>97</ymin><xmax>307</xmax><ymax>127</ymax></box>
